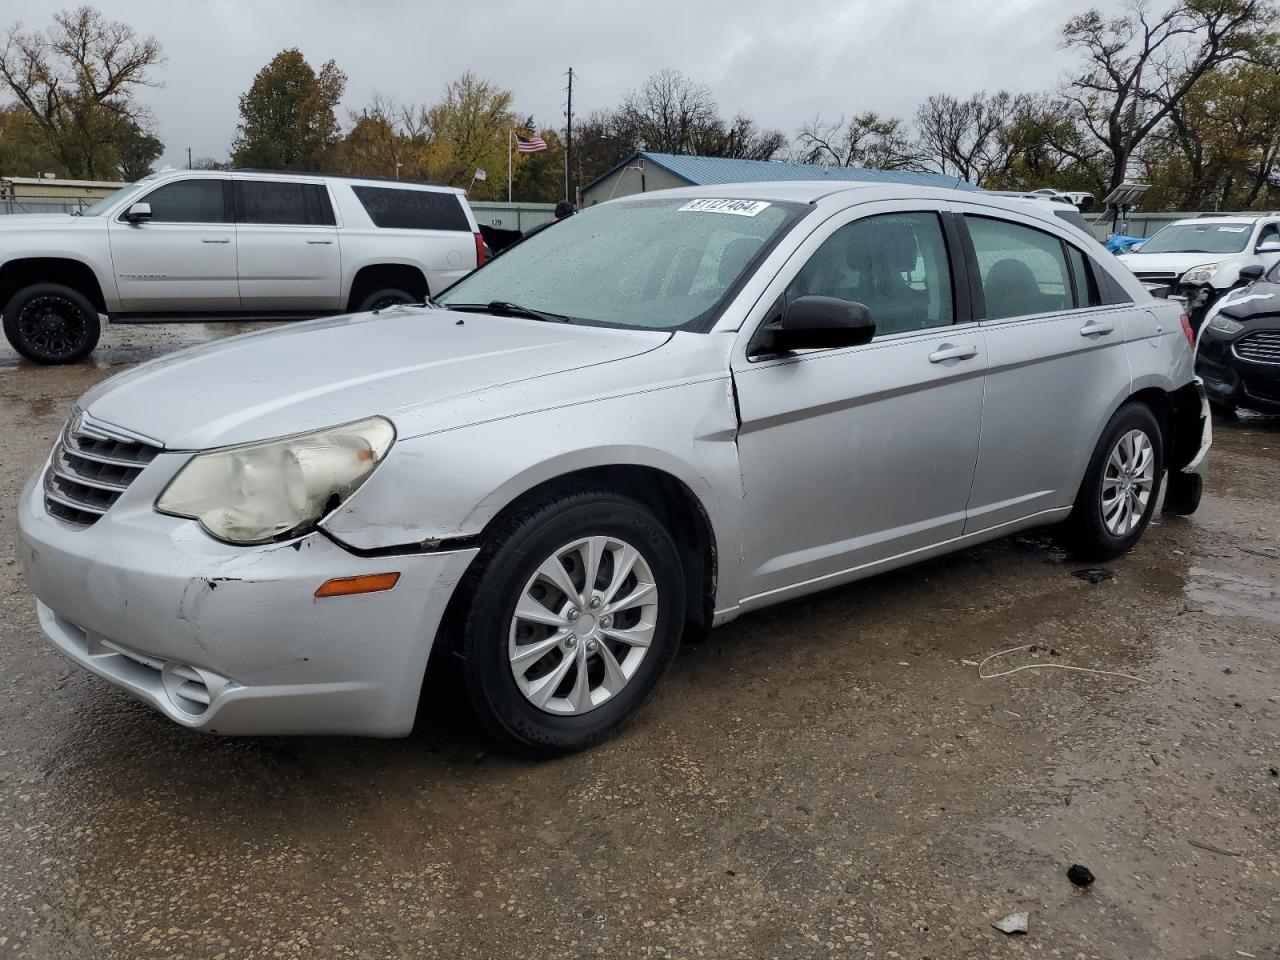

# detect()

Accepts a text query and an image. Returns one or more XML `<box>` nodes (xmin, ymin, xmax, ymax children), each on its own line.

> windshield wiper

<box><xmin>443</xmin><ymin>301</ymin><xmax>571</xmax><ymax>323</ymax></box>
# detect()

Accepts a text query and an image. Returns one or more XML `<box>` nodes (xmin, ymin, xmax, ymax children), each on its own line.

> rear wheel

<box><xmin>3</xmin><ymin>283</ymin><xmax>100</xmax><ymax>364</ymax></box>
<box><xmin>1058</xmin><ymin>403</ymin><xmax>1164</xmax><ymax>561</ymax></box>
<box><xmin>356</xmin><ymin>287</ymin><xmax>417</xmax><ymax>312</ymax></box>
<box><xmin>457</xmin><ymin>490</ymin><xmax>685</xmax><ymax>757</ymax></box>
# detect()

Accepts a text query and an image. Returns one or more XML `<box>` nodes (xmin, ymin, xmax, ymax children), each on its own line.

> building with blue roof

<box><xmin>579</xmin><ymin>151</ymin><xmax>976</xmax><ymax>206</ymax></box>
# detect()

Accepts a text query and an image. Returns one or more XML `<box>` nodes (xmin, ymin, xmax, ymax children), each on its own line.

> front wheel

<box><xmin>1058</xmin><ymin>403</ymin><xmax>1164</xmax><ymax>561</ymax></box>
<box><xmin>356</xmin><ymin>287</ymin><xmax>417</xmax><ymax>312</ymax></box>
<box><xmin>3</xmin><ymin>283</ymin><xmax>101</xmax><ymax>364</ymax></box>
<box><xmin>457</xmin><ymin>490</ymin><xmax>685</xmax><ymax>757</ymax></box>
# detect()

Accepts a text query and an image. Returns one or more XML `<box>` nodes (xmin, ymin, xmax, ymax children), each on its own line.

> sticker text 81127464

<box><xmin>678</xmin><ymin>199</ymin><xmax>771</xmax><ymax>217</ymax></box>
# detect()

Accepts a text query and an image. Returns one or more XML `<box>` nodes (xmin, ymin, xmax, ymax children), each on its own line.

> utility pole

<box><xmin>187</xmin><ymin>147</ymin><xmax>192</xmax><ymax>170</ymax></box>
<box><xmin>565</xmin><ymin>67</ymin><xmax>574</xmax><ymax>203</ymax></box>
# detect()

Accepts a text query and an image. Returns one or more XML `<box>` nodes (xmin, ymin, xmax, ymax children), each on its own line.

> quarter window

<box><xmin>134</xmin><ymin>179</ymin><xmax>227</xmax><ymax>223</ymax></box>
<box><xmin>966</xmin><ymin>216</ymin><xmax>1072</xmax><ymax>320</ymax></box>
<box><xmin>351</xmin><ymin>186</ymin><xmax>471</xmax><ymax>231</ymax></box>
<box><xmin>786</xmin><ymin>212</ymin><xmax>955</xmax><ymax>336</ymax></box>
<box><xmin>235</xmin><ymin>181</ymin><xmax>334</xmax><ymax>226</ymax></box>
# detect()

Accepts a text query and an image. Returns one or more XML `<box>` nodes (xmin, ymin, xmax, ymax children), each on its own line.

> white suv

<box><xmin>0</xmin><ymin>169</ymin><xmax>484</xmax><ymax>363</ymax></box>
<box><xmin>1117</xmin><ymin>214</ymin><xmax>1280</xmax><ymax>329</ymax></box>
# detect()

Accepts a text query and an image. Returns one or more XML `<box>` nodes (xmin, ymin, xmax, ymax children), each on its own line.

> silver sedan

<box><xmin>17</xmin><ymin>182</ymin><xmax>1210</xmax><ymax>755</ymax></box>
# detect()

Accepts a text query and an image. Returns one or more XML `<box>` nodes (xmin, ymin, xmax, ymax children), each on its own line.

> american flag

<box><xmin>516</xmin><ymin>134</ymin><xmax>548</xmax><ymax>153</ymax></box>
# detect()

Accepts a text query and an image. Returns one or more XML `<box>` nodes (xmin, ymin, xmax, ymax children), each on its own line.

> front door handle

<box><xmin>201</xmin><ymin>238</ymin><xmax>230</xmax><ymax>244</ymax></box>
<box><xmin>306</xmin><ymin>239</ymin><xmax>334</xmax><ymax>245</ymax></box>
<box><xmin>928</xmin><ymin>343</ymin><xmax>979</xmax><ymax>363</ymax></box>
<box><xmin>1080</xmin><ymin>319</ymin><xmax>1115</xmax><ymax>337</ymax></box>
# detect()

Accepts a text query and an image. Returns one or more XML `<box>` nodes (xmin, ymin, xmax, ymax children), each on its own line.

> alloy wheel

<box><xmin>1100</xmin><ymin>428</ymin><xmax>1155</xmax><ymax>536</ymax></box>
<box><xmin>17</xmin><ymin>295</ymin><xmax>87</xmax><ymax>357</ymax></box>
<box><xmin>508</xmin><ymin>535</ymin><xmax>659</xmax><ymax>716</ymax></box>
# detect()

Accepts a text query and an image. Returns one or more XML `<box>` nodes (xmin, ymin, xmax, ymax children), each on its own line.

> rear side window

<box><xmin>135</xmin><ymin>179</ymin><xmax>227</xmax><ymax>223</ymax></box>
<box><xmin>1066</xmin><ymin>245</ymin><xmax>1098</xmax><ymax>307</ymax></box>
<box><xmin>966</xmin><ymin>216</ymin><xmax>1072</xmax><ymax>320</ymax></box>
<box><xmin>351</xmin><ymin>186</ymin><xmax>470</xmax><ymax>231</ymax></box>
<box><xmin>235</xmin><ymin>181</ymin><xmax>334</xmax><ymax>226</ymax></box>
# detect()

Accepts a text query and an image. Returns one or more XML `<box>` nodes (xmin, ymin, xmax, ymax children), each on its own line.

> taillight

<box><xmin>1180</xmin><ymin>313</ymin><xmax>1194</xmax><ymax>348</ymax></box>
<box><xmin>474</xmin><ymin>232</ymin><xmax>486</xmax><ymax>266</ymax></box>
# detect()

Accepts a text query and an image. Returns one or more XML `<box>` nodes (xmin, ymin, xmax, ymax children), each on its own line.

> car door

<box><xmin>107</xmin><ymin>178</ymin><xmax>239</xmax><ymax>313</ymax></box>
<box><xmin>233</xmin><ymin>179</ymin><xmax>341</xmax><ymax>312</ymax></box>
<box><xmin>731</xmin><ymin>203</ymin><xmax>987</xmax><ymax>608</ymax></box>
<box><xmin>955</xmin><ymin>206</ymin><xmax>1136</xmax><ymax>533</ymax></box>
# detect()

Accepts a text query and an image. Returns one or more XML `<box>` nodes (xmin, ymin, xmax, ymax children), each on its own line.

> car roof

<box><xmin>140</xmin><ymin>167</ymin><xmax>464</xmax><ymax>194</ymax></box>
<box><xmin>1167</xmin><ymin>215</ymin><xmax>1269</xmax><ymax>227</ymax></box>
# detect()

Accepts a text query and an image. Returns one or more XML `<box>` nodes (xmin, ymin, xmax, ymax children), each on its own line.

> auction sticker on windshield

<box><xmin>678</xmin><ymin>199</ymin><xmax>771</xmax><ymax>217</ymax></box>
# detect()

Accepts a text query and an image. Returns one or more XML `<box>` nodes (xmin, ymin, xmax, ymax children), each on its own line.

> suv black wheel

<box><xmin>356</xmin><ymin>288</ymin><xmax>417</xmax><ymax>312</ymax></box>
<box><xmin>456</xmin><ymin>489</ymin><xmax>685</xmax><ymax>757</ymax></box>
<box><xmin>3</xmin><ymin>283</ymin><xmax>101</xmax><ymax>364</ymax></box>
<box><xmin>1058</xmin><ymin>402</ymin><xmax>1165</xmax><ymax>561</ymax></box>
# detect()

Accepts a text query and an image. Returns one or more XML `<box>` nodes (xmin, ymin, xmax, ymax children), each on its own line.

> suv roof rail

<box><xmin>232</xmin><ymin>168</ymin><xmax>451</xmax><ymax>189</ymax></box>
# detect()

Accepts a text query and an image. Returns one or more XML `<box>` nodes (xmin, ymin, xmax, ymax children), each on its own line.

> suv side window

<box><xmin>786</xmin><ymin>211</ymin><xmax>954</xmax><ymax>336</ymax></box>
<box><xmin>235</xmin><ymin>181</ymin><xmax>335</xmax><ymax>226</ymax></box>
<box><xmin>1257</xmin><ymin>223</ymin><xmax>1280</xmax><ymax>248</ymax></box>
<box><xmin>133</xmin><ymin>179</ymin><xmax>227</xmax><ymax>223</ymax></box>
<box><xmin>350</xmin><ymin>186</ymin><xmax>471</xmax><ymax>231</ymax></box>
<box><xmin>966</xmin><ymin>215</ymin><xmax>1073</xmax><ymax>320</ymax></box>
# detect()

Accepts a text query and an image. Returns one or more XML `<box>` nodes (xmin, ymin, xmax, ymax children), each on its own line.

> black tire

<box><xmin>3</xmin><ymin>283</ymin><xmax>101</xmax><ymax>364</ymax></box>
<box><xmin>1162</xmin><ymin>470</ymin><xmax>1203</xmax><ymax>516</ymax></box>
<box><xmin>457</xmin><ymin>489</ymin><xmax>686</xmax><ymax>757</ymax></box>
<box><xmin>356</xmin><ymin>287</ymin><xmax>417</xmax><ymax>312</ymax></box>
<box><xmin>1058</xmin><ymin>402</ymin><xmax>1165</xmax><ymax>561</ymax></box>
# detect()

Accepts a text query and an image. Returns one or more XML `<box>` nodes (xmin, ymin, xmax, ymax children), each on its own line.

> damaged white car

<box><xmin>17</xmin><ymin>183</ymin><xmax>1210</xmax><ymax>755</ymax></box>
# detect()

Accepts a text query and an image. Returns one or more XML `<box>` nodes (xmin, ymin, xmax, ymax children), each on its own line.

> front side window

<box><xmin>1256</xmin><ymin>223</ymin><xmax>1280</xmax><ymax>248</ymax></box>
<box><xmin>236</xmin><ymin>181</ymin><xmax>333</xmax><ymax>226</ymax></box>
<box><xmin>132</xmin><ymin>179</ymin><xmax>226</xmax><ymax>223</ymax></box>
<box><xmin>786</xmin><ymin>211</ymin><xmax>954</xmax><ymax>337</ymax></box>
<box><xmin>436</xmin><ymin>197</ymin><xmax>805</xmax><ymax>331</ymax></box>
<box><xmin>352</xmin><ymin>186</ymin><xmax>470</xmax><ymax>231</ymax></box>
<box><xmin>967</xmin><ymin>216</ymin><xmax>1071</xmax><ymax>320</ymax></box>
<box><xmin>1137</xmin><ymin>221</ymin><xmax>1253</xmax><ymax>255</ymax></box>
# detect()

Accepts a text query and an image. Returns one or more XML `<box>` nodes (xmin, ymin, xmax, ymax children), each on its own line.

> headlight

<box><xmin>1207</xmin><ymin>315</ymin><xmax>1244</xmax><ymax>336</ymax></box>
<box><xmin>1180</xmin><ymin>263</ymin><xmax>1220</xmax><ymax>286</ymax></box>
<box><xmin>156</xmin><ymin>417</ymin><xmax>395</xmax><ymax>544</ymax></box>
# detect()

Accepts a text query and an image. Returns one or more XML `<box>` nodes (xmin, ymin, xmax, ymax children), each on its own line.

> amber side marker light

<box><xmin>315</xmin><ymin>572</ymin><xmax>401</xmax><ymax>598</ymax></box>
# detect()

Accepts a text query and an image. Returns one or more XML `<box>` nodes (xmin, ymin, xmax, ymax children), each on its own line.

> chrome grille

<box><xmin>43</xmin><ymin>413</ymin><xmax>161</xmax><ymax>527</ymax></box>
<box><xmin>1134</xmin><ymin>271</ymin><xmax>1181</xmax><ymax>285</ymax></box>
<box><xmin>1235</xmin><ymin>330</ymin><xmax>1280</xmax><ymax>365</ymax></box>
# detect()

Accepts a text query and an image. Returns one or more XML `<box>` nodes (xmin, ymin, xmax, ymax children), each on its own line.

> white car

<box><xmin>16</xmin><ymin>182</ymin><xmax>1210</xmax><ymax>756</ymax></box>
<box><xmin>1118</xmin><ymin>214</ymin><xmax>1280</xmax><ymax>328</ymax></box>
<box><xmin>0</xmin><ymin>169</ymin><xmax>484</xmax><ymax>364</ymax></box>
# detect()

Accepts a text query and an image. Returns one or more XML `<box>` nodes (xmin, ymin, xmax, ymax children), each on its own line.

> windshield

<box><xmin>79</xmin><ymin>181</ymin><xmax>151</xmax><ymax>217</ymax></box>
<box><xmin>436</xmin><ymin>197</ymin><xmax>805</xmax><ymax>331</ymax></box>
<box><xmin>1136</xmin><ymin>221</ymin><xmax>1254</xmax><ymax>255</ymax></box>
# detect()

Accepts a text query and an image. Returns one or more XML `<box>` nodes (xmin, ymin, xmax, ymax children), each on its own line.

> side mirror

<box><xmin>759</xmin><ymin>296</ymin><xmax>876</xmax><ymax>354</ymax></box>
<box><xmin>124</xmin><ymin>201</ymin><xmax>152</xmax><ymax>222</ymax></box>
<box><xmin>1255</xmin><ymin>240</ymin><xmax>1280</xmax><ymax>254</ymax></box>
<box><xmin>1239</xmin><ymin>263</ymin><xmax>1266</xmax><ymax>282</ymax></box>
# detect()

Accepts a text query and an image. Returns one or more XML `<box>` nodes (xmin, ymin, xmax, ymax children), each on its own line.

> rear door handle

<box><xmin>928</xmin><ymin>343</ymin><xmax>979</xmax><ymax>363</ymax></box>
<box><xmin>201</xmin><ymin>238</ymin><xmax>230</xmax><ymax>244</ymax></box>
<box><xmin>307</xmin><ymin>239</ymin><xmax>334</xmax><ymax>245</ymax></box>
<box><xmin>1080</xmin><ymin>319</ymin><xmax>1115</xmax><ymax>337</ymax></box>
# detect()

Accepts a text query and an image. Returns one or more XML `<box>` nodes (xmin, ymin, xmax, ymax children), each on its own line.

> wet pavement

<box><xmin>1</xmin><ymin>323</ymin><xmax>1278</xmax><ymax>959</ymax></box>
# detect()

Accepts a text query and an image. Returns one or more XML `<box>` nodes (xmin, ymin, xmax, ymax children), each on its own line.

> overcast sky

<box><xmin>23</xmin><ymin>0</ymin><xmax>1126</xmax><ymax>169</ymax></box>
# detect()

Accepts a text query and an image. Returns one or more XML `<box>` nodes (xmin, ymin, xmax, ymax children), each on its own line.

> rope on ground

<box><xmin>976</xmin><ymin>643</ymin><xmax>1149</xmax><ymax>684</ymax></box>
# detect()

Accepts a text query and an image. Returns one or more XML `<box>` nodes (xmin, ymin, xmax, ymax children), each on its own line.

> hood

<box><xmin>0</xmin><ymin>213</ymin><xmax>83</xmax><ymax>227</ymax></box>
<box><xmin>1218</xmin><ymin>281</ymin><xmax>1280</xmax><ymax>320</ymax></box>
<box><xmin>1117</xmin><ymin>251</ymin><xmax>1236</xmax><ymax>275</ymax></box>
<box><xmin>80</xmin><ymin>307</ymin><xmax>670</xmax><ymax>449</ymax></box>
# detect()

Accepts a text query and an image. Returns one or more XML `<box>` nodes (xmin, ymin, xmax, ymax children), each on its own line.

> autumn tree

<box><xmin>0</xmin><ymin>5</ymin><xmax>164</xmax><ymax>179</ymax></box>
<box><xmin>794</xmin><ymin>112</ymin><xmax>921</xmax><ymax>169</ymax></box>
<box><xmin>418</xmin><ymin>72</ymin><xmax>514</xmax><ymax>197</ymax></box>
<box><xmin>232</xmin><ymin>49</ymin><xmax>346</xmax><ymax>169</ymax></box>
<box><xmin>1061</xmin><ymin>0</ymin><xmax>1277</xmax><ymax>193</ymax></box>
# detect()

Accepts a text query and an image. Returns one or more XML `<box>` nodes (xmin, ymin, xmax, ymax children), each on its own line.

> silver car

<box><xmin>16</xmin><ymin>182</ymin><xmax>1211</xmax><ymax>755</ymax></box>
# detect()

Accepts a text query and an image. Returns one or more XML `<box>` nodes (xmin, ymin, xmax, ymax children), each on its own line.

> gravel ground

<box><xmin>1</xmin><ymin>321</ymin><xmax>1277</xmax><ymax>960</ymax></box>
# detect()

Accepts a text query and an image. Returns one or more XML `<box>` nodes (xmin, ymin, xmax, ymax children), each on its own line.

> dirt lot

<box><xmin>1</xmin><ymin>322</ymin><xmax>1277</xmax><ymax>960</ymax></box>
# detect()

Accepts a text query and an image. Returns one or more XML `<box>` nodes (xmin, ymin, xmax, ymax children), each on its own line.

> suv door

<box><xmin>731</xmin><ymin>203</ymin><xmax>987</xmax><ymax>608</ymax></box>
<box><xmin>233</xmin><ymin>179</ymin><xmax>341</xmax><ymax>311</ymax></box>
<box><xmin>955</xmin><ymin>207</ymin><xmax>1135</xmax><ymax>532</ymax></box>
<box><xmin>107</xmin><ymin>178</ymin><xmax>238</xmax><ymax>313</ymax></box>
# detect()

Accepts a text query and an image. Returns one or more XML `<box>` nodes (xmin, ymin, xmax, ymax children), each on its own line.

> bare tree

<box><xmin>916</xmin><ymin>91</ymin><xmax>1025</xmax><ymax>184</ymax></box>
<box><xmin>0</xmin><ymin>6</ymin><xmax>164</xmax><ymax>178</ymax></box>
<box><xmin>621</xmin><ymin>69</ymin><xmax>721</xmax><ymax>153</ymax></box>
<box><xmin>1061</xmin><ymin>0</ymin><xmax>1276</xmax><ymax>192</ymax></box>
<box><xmin>795</xmin><ymin>112</ymin><xmax>921</xmax><ymax>170</ymax></box>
